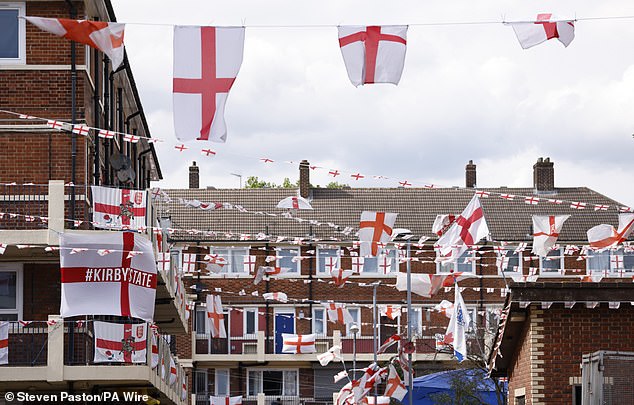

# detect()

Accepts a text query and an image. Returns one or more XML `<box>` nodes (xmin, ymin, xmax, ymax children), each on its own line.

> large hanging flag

<box><xmin>359</xmin><ymin>211</ymin><xmax>398</xmax><ymax>257</ymax></box>
<box><xmin>173</xmin><ymin>26</ymin><xmax>245</xmax><ymax>143</ymax></box>
<box><xmin>335</xmin><ymin>382</ymin><xmax>354</xmax><ymax>405</ymax></box>
<box><xmin>0</xmin><ymin>322</ymin><xmax>7</xmax><ymax>365</ymax></box>
<box><xmin>508</xmin><ymin>14</ymin><xmax>575</xmax><ymax>49</ymax></box>
<box><xmin>94</xmin><ymin>321</ymin><xmax>147</xmax><ymax>363</ymax></box>
<box><xmin>338</xmin><ymin>26</ymin><xmax>408</xmax><ymax>86</ymax></box>
<box><xmin>436</xmin><ymin>195</ymin><xmax>489</xmax><ymax>262</ymax></box>
<box><xmin>588</xmin><ymin>213</ymin><xmax>634</xmax><ymax>250</ymax></box>
<box><xmin>25</xmin><ymin>17</ymin><xmax>125</xmax><ymax>68</ymax></box>
<box><xmin>352</xmin><ymin>363</ymin><xmax>387</xmax><ymax>404</ymax></box>
<box><xmin>169</xmin><ymin>355</ymin><xmax>177</xmax><ymax>385</ymax></box>
<box><xmin>151</xmin><ymin>332</ymin><xmax>159</xmax><ymax>369</ymax></box>
<box><xmin>384</xmin><ymin>364</ymin><xmax>407</xmax><ymax>401</ymax></box>
<box><xmin>532</xmin><ymin>215</ymin><xmax>570</xmax><ymax>257</ymax></box>
<box><xmin>206</xmin><ymin>294</ymin><xmax>227</xmax><ymax>338</ymax></box>
<box><xmin>211</xmin><ymin>396</ymin><xmax>243</xmax><ymax>405</ymax></box>
<box><xmin>91</xmin><ymin>186</ymin><xmax>147</xmax><ymax>230</ymax></box>
<box><xmin>60</xmin><ymin>232</ymin><xmax>157</xmax><ymax>321</ymax></box>
<box><xmin>443</xmin><ymin>285</ymin><xmax>471</xmax><ymax>362</ymax></box>
<box><xmin>282</xmin><ymin>333</ymin><xmax>317</xmax><ymax>354</ymax></box>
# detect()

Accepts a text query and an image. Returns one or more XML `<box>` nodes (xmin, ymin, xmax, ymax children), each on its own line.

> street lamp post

<box><xmin>230</xmin><ymin>173</ymin><xmax>242</xmax><ymax>188</ymax></box>
<box><xmin>350</xmin><ymin>323</ymin><xmax>359</xmax><ymax>382</ymax></box>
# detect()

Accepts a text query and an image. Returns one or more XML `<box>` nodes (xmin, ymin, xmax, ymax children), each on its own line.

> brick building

<box><xmin>156</xmin><ymin>158</ymin><xmax>632</xmax><ymax>405</ymax></box>
<box><xmin>0</xmin><ymin>1</ymin><xmax>187</xmax><ymax>403</ymax></box>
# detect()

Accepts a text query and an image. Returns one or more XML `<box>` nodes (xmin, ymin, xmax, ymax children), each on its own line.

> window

<box><xmin>497</xmin><ymin>248</ymin><xmax>522</xmax><ymax>275</ymax></box>
<box><xmin>437</xmin><ymin>250</ymin><xmax>476</xmax><ymax>274</ymax></box>
<box><xmin>244</xmin><ymin>308</ymin><xmax>258</xmax><ymax>336</ymax></box>
<box><xmin>209</xmin><ymin>247</ymin><xmax>249</xmax><ymax>274</ymax></box>
<box><xmin>195</xmin><ymin>307</ymin><xmax>206</xmax><ymax>335</ymax></box>
<box><xmin>247</xmin><ymin>370</ymin><xmax>298</xmax><ymax>396</ymax></box>
<box><xmin>409</xmin><ymin>308</ymin><xmax>422</xmax><ymax>336</ymax></box>
<box><xmin>346</xmin><ymin>307</ymin><xmax>361</xmax><ymax>336</ymax></box>
<box><xmin>0</xmin><ymin>264</ymin><xmax>22</xmax><ymax>321</ymax></box>
<box><xmin>215</xmin><ymin>369</ymin><xmax>230</xmax><ymax>396</ymax></box>
<box><xmin>587</xmin><ymin>248</ymin><xmax>634</xmax><ymax>276</ymax></box>
<box><xmin>361</xmin><ymin>249</ymin><xmax>399</xmax><ymax>274</ymax></box>
<box><xmin>0</xmin><ymin>3</ymin><xmax>25</xmax><ymax>64</ymax></box>
<box><xmin>316</xmin><ymin>248</ymin><xmax>340</xmax><ymax>274</ymax></box>
<box><xmin>276</xmin><ymin>248</ymin><xmax>300</xmax><ymax>274</ymax></box>
<box><xmin>312</xmin><ymin>308</ymin><xmax>326</xmax><ymax>335</ymax></box>
<box><xmin>540</xmin><ymin>248</ymin><xmax>564</xmax><ymax>274</ymax></box>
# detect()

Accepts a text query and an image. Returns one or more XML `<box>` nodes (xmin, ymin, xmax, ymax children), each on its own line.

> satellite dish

<box><xmin>110</xmin><ymin>153</ymin><xmax>132</xmax><ymax>170</ymax></box>
<box><xmin>116</xmin><ymin>166</ymin><xmax>136</xmax><ymax>183</ymax></box>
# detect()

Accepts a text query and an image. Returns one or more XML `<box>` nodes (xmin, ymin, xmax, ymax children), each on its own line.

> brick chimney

<box><xmin>189</xmin><ymin>161</ymin><xmax>199</xmax><ymax>189</ymax></box>
<box><xmin>465</xmin><ymin>160</ymin><xmax>476</xmax><ymax>188</ymax></box>
<box><xmin>533</xmin><ymin>157</ymin><xmax>554</xmax><ymax>192</ymax></box>
<box><xmin>299</xmin><ymin>159</ymin><xmax>310</xmax><ymax>198</ymax></box>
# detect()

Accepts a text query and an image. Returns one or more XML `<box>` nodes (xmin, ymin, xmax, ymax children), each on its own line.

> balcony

<box><xmin>0</xmin><ymin>317</ymin><xmax>187</xmax><ymax>405</ymax></box>
<box><xmin>194</xmin><ymin>394</ymin><xmax>321</xmax><ymax>405</ymax></box>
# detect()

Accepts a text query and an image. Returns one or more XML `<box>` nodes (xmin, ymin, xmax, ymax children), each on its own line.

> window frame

<box><xmin>345</xmin><ymin>307</ymin><xmax>361</xmax><ymax>336</ymax></box>
<box><xmin>436</xmin><ymin>250</ymin><xmax>477</xmax><ymax>274</ymax></box>
<box><xmin>243</xmin><ymin>307</ymin><xmax>259</xmax><ymax>337</ymax></box>
<box><xmin>0</xmin><ymin>3</ymin><xmax>26</xmax><ymax>65</ymax></box>
<box><xmin>496</xmin><ymin>247</ymin><xmax>523</xmax><ymax>276</ymax></box>
<box><xmin>586</xmin><ymin>248</ymin><xmax>634</xmax><ymax>277</ymax></box>
<box><xmin>214</xmin><ymin>368</ymin><xmax>230</xmax><ymax>396</ymax></box>
<box><xmin>539</xmin><ymin>248</ymin><xmax>564</xmax><ymax>276</ymax></box>
<box><xmin>312</xmin><ymin>307</ymin><xmax>327</xmax><ymax>336</ymax></box>
<box><xmin>0</xmin><ymin>263</ymin><xmax>23</xmax><ymax>321</ymax></box>
<box><xmin>408</xmin><ymin>307</ymin><xmax>423</xmax><ymax>337</ymax></box>
<box><xmin>246</xmin><ymin>368</ymin><xmax>299</xmax><ymax>397</ymax></box>
<box><xmin>209</xmin><ymin>246</ymin><xmax>250</xmax><ymax>275</ymax></box>
<box><xmin>359</xmin><ymin>248</ymin><xmax>399</xmax><ymax>276</ymax></box>
<box><xmin>276</xmin><ymin>247</ymin><xmax>301</xmax><ymax>275</ymax></box>
<box><xmin>316</xmin><ymin>247</ymin><xmax>341</xmax><ymax>275</ymax></box>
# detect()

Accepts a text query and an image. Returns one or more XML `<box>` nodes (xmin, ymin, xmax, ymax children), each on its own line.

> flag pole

<box><xmin>406</xmin><ymin>240</ymin><xmax>413</xmax><ymax>405</ymax></box>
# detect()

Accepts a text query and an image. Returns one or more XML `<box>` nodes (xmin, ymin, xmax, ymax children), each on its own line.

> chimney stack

<box><xmin>189</xmin><ymin>161</ymin><xmax>199</xmax><ymax>189</ymax></box>
<box><xmin>299</xmin><ymin>160</ymin><xmax>310</xmax><ymax>198</ymax></box>
<box><xmin>465</xmin><ymin>160</ymin><xmax>477</xmax><ymax>188</ymax></box>
<box><xmin>533</xmin><ymin>157</ymin><xmax>554</xmax><ymax>192</ymax></box>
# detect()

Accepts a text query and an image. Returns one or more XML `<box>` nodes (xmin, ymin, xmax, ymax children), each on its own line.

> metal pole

<box><xmin>352</xmin><ymin>328</ymin><xmax>357</xmax><ymax>382</ymax></box>
<box><xmin>373</xmin><ymin>282</ymin><xmax>379</xmax><ymax>401</ymax></box>
<box><xmin>407</xmin><ymin>241</ymin><xmax>413</xmax><ymax>405</ymax></box>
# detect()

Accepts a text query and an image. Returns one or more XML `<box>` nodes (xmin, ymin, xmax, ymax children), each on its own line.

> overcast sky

<box><xmin>111</xmin><ymin>0</ymin><xmax>634</xmax><ymax>207</ymax></box>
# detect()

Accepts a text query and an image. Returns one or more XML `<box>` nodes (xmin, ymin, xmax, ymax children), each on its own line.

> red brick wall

<box><xmin>22</xmin><ymin>263</ymin><xmax>61</xmax><ymax>320</ymax></box>
<box><xmin>507</xmin><ymin>314</ymin><xmax>533</xmax><ymax>405</ymax></box>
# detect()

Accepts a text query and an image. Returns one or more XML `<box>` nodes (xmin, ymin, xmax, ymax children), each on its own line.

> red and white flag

<box><xmin>205</xmin><ymin>254</ymin><xmax>228</xmax><ymax>274</ymax></box>
<box><xmin>331</xmin><ymin>268</ymin><xmax>354</xmax><ymax>287</ymax></box>
<box><xmin>588</xmin><ymin>213</ymin><xmax>634</xmax><ymax>250</ymax></box>
<box><xmin>432</xmin><ymin>214</ymin><xmax>456</xmax><ymax>237</ymax></box>
<box><xmin>206</xmin><ymin>294</ymin><xmax>227</xmax><ymax>338</ymax></box>
<box><xmin>379</xmin><ymin>304</ymin><xmax>401</xmax><ymax>320</ymax></box>
<box><xmin>91</xmin><ymin>186</ymin><xmax>147</xmax><ymax>230</ymax></box>
<box><xmin>364</xmin><ymin>396</ymin><xmax>391</xmax><ymax>405</ymax></box>
<box><xmin>0</xmin><ymin>322</ymin><xmax>7</xmax><ymax>365</ymax></box>
<box><xmin>25</xmin><ymin>17</ymin><xmax>125</xmax><ymax>68</ymax></box>
<box><xmin>262</xmin><ymin>292</ymin><xmax>288</xmax><ymax>303</ymax></box>
<box><xmin>352</xmin><ymin>363</ymin><xmax>386</xmax><ymax>403</ymax></box>
<box><xmin>60</xmin><ymin>232</ymin><xmax>157</xmax><ymax>321</ymax></box>
<box><xmin>532</xmin><ymin>215</ymin><xmax>570</xmax><ymax>257</ymax></box>
<box><xmin>434</xmin><ymin>300</ymin><xmax>454</xmax><ymax>319</ymax></box>
<box><xmin>182</xmin><ymin>253</ymin><xmax>197</xmax><ymax>273</ymax></box>
<box><xmin>173</xmin><ymin>26</ymin><xmax>244</xmax><ymax>143</ymax></box>
<box><xmin>243</xmin><ymin>255</ymin><xmax>257</xmax><ymax>273</ymax></box>
<box><xmin>157</xmin><ymin>252</ymin><xmax>171</xmax><ymax>273</ymax></box>
<box><xmin>169</xmin><ymin>355</ymin><xmax>177</xmax><ymax>385</ymax></box>
<box><xmin>396</xmin><ymin>272</ymin><xmax>471</xmax><ymax>298</ymax></box>
<box><xmin>351</xmin><ymin>256</ymin><xmax>365</xmax><ymax>273</ymax></box>
<box><xmin>359</xmin><ymin>211</ymin><xmax>398</xmax><ymax>257</ymax></box>
<box><xmin>324</xmin><ymin>302</ymin><xmax>354</xmax><ymax>325</ymax></box>
<box><xmin>317</xmin><ymin>345</ymin><xmax>342</xmax><ymax>366</ymax></box>
<box><xmin>151</xmin><ymin>332</ymin><xmax>159</xmax><ymax>369</ymax></box>
<box><xmin>508</xmin><ymin>14</ymin><xmax>575</xmax><ymax>49</ymax></box>
<box><xmin>377</xmin><ymin>334</ymin><xmax>401</xmax><ymax>354</ymax></box>
<box><xmin>282</xmin><ymin>333</ymin><xmax>316</xmax><ymax>354</ymax></box>
<box><xmin>336</xmin><ymin>382</ymin><xmax>354</xmax><ymax>405</ymax></box>
<box><xmin>338</xmin><ymin>26</ymin><xmax>408</xmax><ymax>86</ymax></box>
<box><xmin>383</xmin><ymin>364</ymin><xmax>407</xmax><ymax>401</ymax></box>
<box><xmin>436</xmin><ymin>195</ymin><xmax>489</xmax><ymax>262</ymax></box>
<box><xmin>94</xmin><ymin>321</ymin><xmax>146</xmax><ymax>363</ymax></box>
<box><xmin>182</xmin><ymin>373</ymin><xmax>188</xmax><ymax>401</ymax></box>
<box><xmin>277</xmin><ymin>196</ymin><xmax>313</xmax><ymax>210</ymax></box>
<box><xmin>211</xmin><ymin>396</ymin><xmax>243</xmax><ymax>405</ymax></box>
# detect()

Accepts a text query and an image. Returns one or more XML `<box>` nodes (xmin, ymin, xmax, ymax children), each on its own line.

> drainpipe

<box><xmin>66</xmin><ymin>0</ymin><xmax>77</xmax><ymax>220</ymax></box>
<box><xmin>103</xmin><ymin>56</ymin><xmax>110</xmax><ymax>185</ymax></box>
<box><xmin>92</xmin><ymin>47</ymin><xmax>100</xmax><ymax>185</ymax></box>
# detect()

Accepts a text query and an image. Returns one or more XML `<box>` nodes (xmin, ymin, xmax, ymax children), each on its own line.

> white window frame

<box><xmin>316</xmin><ymin>247</ymin><xmax>341</xmax><ymax>275</ymax></box>
<box><xmin>209</xmin><ymin>246</ymin><xmax>250</xmax><ymax>275</ymax></box>
<box><xmin>215</xmin><ymin>368</ymin><xmax>230</xmax><ymax>396</ymax></box>
<box><xmin>409</xmin><ymin>307</ymin><xmax>423</xmax><ymax>337</ymax></box>
<box><xmin>276</xmin><ymin>247</ymin><xmax>301</xmax><ymax>275</ymax></box>
<box><xmin>587</xmin><ymin>248</ymin><xmax>634</xmax><ymax>277</ymax></box>
<box><xmin>0</xmin><ymin>263</ymin><xmax>23</xmax><ymax>321</ymax></box>
<box><xmin>346</xmin><ymin>307</ymin><xmax>361</xmax><ymax>336</ymax></box>
<box><xmin>359</xmin><ymin>248</ymin><xmax>399</xmax><ymax>276</ymax></box>
<box><xmin>312</xmin><ymin>307</ymin><xmax>327</xmax><ymax>336</ymax></box>
<box><xmin>0</xmin><ymin>3</ymin><xmax>26</xmax><ymax>65</ymax></box>
<box><xmin>246</xmin><ymin>368</ymin><xmax>299</xmax><ymax>397</ymax></box>
<box><xmin>436</xmin><ymin>250</ymin><xmax>476</xmax><ymax>274</ymax></box>
<box><xmin>497</xmin><ymin>248</ymin><xmax>523</xmax><ymax>276</ymax></box>
<box><xmin>539</xmin><ymin>248</ymin><xmax>564</xmax><ymax>276</ymax></box>
<box><xmin>243</xmin><ymin>307</ymin><xmax>259</xmax><ymax>337</ymax></box>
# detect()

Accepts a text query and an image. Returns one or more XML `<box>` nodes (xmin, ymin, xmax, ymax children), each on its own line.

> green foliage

<box><xmin>326</xmin><ymin>181</ymin><xmax>348</xmax><ymax>189</ymax></box>
<box><xmin>428</xmin><ymin>371</ymin><xmax>487</xmax><ymax>405</ymax></box>
<box><xmin>244</xmin><ymin>176</ymin><xmax>300</xmax><ymax>189</ymax></box>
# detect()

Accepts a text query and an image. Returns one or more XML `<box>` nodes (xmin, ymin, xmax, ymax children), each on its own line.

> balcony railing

<box><xmin>0</xmin><ymin>184</ymin><xmax>49</xmax><ymax>230</ymax></box>
<box><xmin>1</xmin><ymin>322</ymin><xmax>48</xmax><ymax>366</ymax></box>
<box><xmin>194</xmin><ymin>394</ymin><xmax>320</xmax><ymax>405</ymax></box>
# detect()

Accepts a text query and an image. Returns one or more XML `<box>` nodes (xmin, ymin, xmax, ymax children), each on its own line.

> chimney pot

<box><xmin>189</xmin><ymin>161</ymin><xmax>199</xmax><ymax>189</ymax></box>
<box><xmin>465</xmin><ymin>160</ymin><xmax>477</xmax><ymax>188</ymax></box>
<box><xmin>299</xmin><ymin>160</ymin><xmax>310</xmax><ymax>198</ymax></box>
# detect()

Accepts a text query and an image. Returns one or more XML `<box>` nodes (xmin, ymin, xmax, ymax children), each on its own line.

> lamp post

<box><xmin>350</xmin><ymin>323</ymin><xmax>359</xmax><ymax>381</ymax></box>
<box><xmin>230</xmin><ymin>173</ymin><xmax>242</xmax><ymax>188</ymax></box>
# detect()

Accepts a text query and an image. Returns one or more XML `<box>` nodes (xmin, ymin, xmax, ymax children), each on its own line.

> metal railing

<box><xmin>2</xmin><ymin>321</ymin><xmax>48</xmax><ymax>366</ymax></box>
<box><xmin>0</xmin><ymin>184</ymin><xmax>48</xmax><ymax>230</ymax></box>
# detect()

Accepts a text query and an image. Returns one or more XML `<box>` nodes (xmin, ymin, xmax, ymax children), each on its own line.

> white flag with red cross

<box><xmin>0</xmin><ymin>321</ymin><xmax>7</xmax><ymax>365</ymax></box>
<box><xmin>338</xmin><ymin>26</ymin><xmax>408</xmax><ymax>87</ymax></box>
<box><xmin>93</xmin><ymin>321</ymin><xmax>147</xmax><ymax>363</ymax></box>
<box><xmin>383</xmin><ymin>364</ymin><xmax>407</xmax><ymax>401</ymax></box>
<box><xmin>432</xmin><ymin>214</ymin><xmax>456</xmax><ymax>237</ymax></box>
<box><xmin>352</xmin><ymin>363</ymin><xmax>386</xmax><ymax>404</ymax></box>
<box><xmin>508</xmin><ymin>14</ymin><xmax>575</xmax><ymax>49</ymax></box>
<box><xmin>60</xmin><ymin>232</ymin><xmax>157</xmax><ymax>321</ymax></box>
<box><xmin>182</xmin><ymin>372</ymin><xmax>188</xmax><ymax>401</ymax></box>
<box><xmin>588</xmin><ymin>213</ymin><xmax>634</xmax><ymax>250</ymax></box>
<box><xmin>436</xmin><ymin>195</ymin><xmax>489</xmax><ymax>262</ymax></box>
<box><xmin>243</xmin><ymin>255</ymin><xmax>257</xmax><ymax>273</ymax></box>
<box><xmin>211</xmin><ymin>396</ymin><xmax>243</xmax><ymax>405</ymax></box>
<box><xmin>262</xmin><ymin>292</ymin><xmax>288</xmax><ymax>303</ymax></box>
<box><xmin>532</xmin><ymin>215</ymin><xmax>570</xmax><ymax>257</ymax></box>
<box><xmin>169</xmin><ymin>355</ymin><xmax>177</xmax><ymax>385</ymax></box>
<box><xmin>282</xmin><ymin>333</ymin><xmax>316</xmax><ymax>354</ymax></box>
<box><xmin>324</xmin><ymin>302</ymin><xmax>354</xmax><ymax>325</ymax></box>
<box><xmin>377</xmin><ymin>334</ymin><xmax>401</xmax><ymax>354</ymax></box>
<box><xmin>359</xmin><ymin>211</ymin><xmax>398</xmax><ymax>257</ymax></box>
<box><xmin>433</xmin><ymin>300</ymin><xmax>454</xmax><ymax>319</ymax></box>
<box><xmin>206</xmin><ymin>294</ymin><xmax>227</xmax><ymax>338</ymax></box>
<box><xmin>182</xmin><ymin>253</ymin><xmax>197</xmax><ymax>273</ymax></box>
<box><xmin>379</xmin><ymin>305</ymin><xmax>401</xmax><ymax>320</ymax></box>
<box><xmin>351</xmin><ymin>256</ymin><xmax>365</xmax><ymax>273</ymax></box>
<box><xmin>331</xmin><ymin>268</ymin><xmax>354</xmax><ymax>287</ymax></box>
<box><xmin>173</xmin><ymin>26</ymin><xmax>244</xmax><ymax>143</ymax></box>
<box><xmin>91</xmin><ymin>186</ymin><xmax>147</xmax><ymax>230</ymax></box>
<box><xmin>157</xmin><ymin>252</ymin><xmax>171</xmax><ymax>273</ymax></box>
<box><xmin>151</xmin><ymin>332</ymin><xmax>159</xmax><ymax>369</ymax></box>
<box><xmin>25</xmin><ymin>17</ymin><xmax>125</xmax><ymax>69</ymax></box>
<box><xmin>317</xmin><ymin>345</ymin><xmax>342</xmax><ymax>366</ymax></box>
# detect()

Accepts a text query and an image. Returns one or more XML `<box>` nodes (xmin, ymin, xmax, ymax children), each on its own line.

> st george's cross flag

<box><xmin>151</xmin><ymin>332</ymin><xmax>159</xmax><ymax>369</ymax></box>
<box><xmin>211</xmin><ymin>396</ymin><xmax>243</xmax><ymax>405</ymax></box>
<box><xmin>379</xmin><ymin>304</ymin><xmax>401</xmax><ymax>320</ymax></box>
<box><xmin>324</xmin><ymin>302</ymin><xmax>354</xmax><ymax>325</ymax></box>
<box><xmin>317</xmin><ymin>345</ymin><xmax>342</xmax><ymax>366</ymax></box>
<box><xmin>173</xmin><ymin>26</ymin><xmax>245</xmax><ymax>143</ymax></box>
<box><xmin>338</xmin><ymin>26</ymin><xmax>408</xmax><ymax>86</ymax></box>
<box><xmin>91</xmin><ymin>186</ymin><xmax>147</xmax><ymax>230</ymax></box>
<box><xmin>508</xmin><ymin>14</ymin><xmax>575</xmax><ymax>49</ymax></box>
<box><xmin>443</xmin><ymin>285</ymin><xmax>471</xmax><ymax>362</ymax></box>
<box><xmin>436</xmin><ymin>195</ymin><xmax>489</xmax><ymax>262</ymax></box>
<box><xmin>206</xmin><ymin>294</ymin><xmax>227</xmax><ymax>338</ymax></box>
<box><xmin>169</xmin><ymin>355</ymin><xmax>177</xmax><ymax>385</ymax></box>
<box><xmin>0</xmin><ymin>321</ymin><xmax>8</xmax><ymax>365</ymax></box>
<box><xmin>588</xmin><ymin>213</ymin><xmax>634</xmax><ymax>250</ymax></box>
<box><xmin>60</xmin><ymin>232</ymin><xmax>157</xmax><ymax>321</ymax></box>
<box><xmin>377</xmin><ymin>334</ymin><xmax>401</xmax><ymax>354</ymax></box>
<box><xmin>532</xmin><ymin>215</ymin><xmax>570</xmax><ymax>257</ymax></box>
<box><xmin>359</xmin><ymin>211</ymin><xmax>398</xmax><ymax>257</ymax></box>
<box><xmin>282</xmin><ymin>333</ymin><xmax>317</xmax><ymax>354</ymax></box>
<box><xmin>93</xmin><ymin>321</ymin><xmax>147</xmax><ymax>363</ymax></box>
<box><xmin>25</xmin><ymin>17</ymin><xmax>125</xmax><ymax>68</ymax></box>
<box><xmin>383</xmin><ymin>364</ymin><xmax>407</xmax><ymax>401</ymax></box>
<box><xmin>331</xmin><ymin>267</ymin><xmax>354</xmax><ymax>287</ymax></box>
